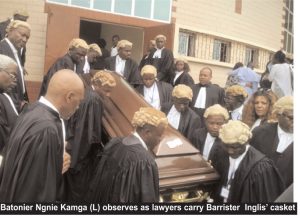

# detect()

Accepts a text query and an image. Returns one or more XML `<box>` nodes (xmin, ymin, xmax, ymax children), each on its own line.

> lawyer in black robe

<box><xmin>146</xmin><ymin>35</ymin><xmax>174</xmax><ymax>83</ymax></box>
<box><xmin>135</xmin><ymin>81</ymin><xmax>173</xmax><ymax>109</ymax></box>
<box><xmin>213</xmin><ymin>146</ymin><xmax>285</xmax><ymax>203</ymax></box>
<box><xmin>147</xmin><ymin>47</ymin><xmax>174</xmax><ymax>83</ymax></box>
<box><xmin>39</xmin><ymin>39</ymin><xmax>88</xmax><ymax>97</ymax></box>
<box><xmin>0</xmin><ymin>39</ymin><xmax>29</xmax><ymax>109</ymax></box>
<box><xmin>0</xmin><ymin>102</ymin><xmax>64</xmax><ymax>202</ymax></box>
<box><xmin>64</xmin><ymin>87</ymin><xmax>103</xmax><ymax>202</ymax></box>
<box><xmin>250</xmin><ymin>122</ymin><xmax>293</xmax><ymax>188</ymax></box>
<box><xmin>85</xmin><ymin>107</ymin><xmax>167</xmax><ymax>203</ymax></box>
<box><xmin>105</xmin><ymin>56</ymin><xmax>142</xmax><ymax>87</ymax></box>
<box><xmin>162</xmin><ymin>102</ymin><xmax>201</xmax><ymax>142</ymax></box>
<box><xmin>213</xmin><ymin>120</ymin><xmax>284</xmax><ymax>203</ymax></box>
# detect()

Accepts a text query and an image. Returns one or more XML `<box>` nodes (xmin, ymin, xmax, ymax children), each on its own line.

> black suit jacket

<box><xmin>191</xmin><ymin>82</ymin><xmax>225</xmax><ymax>127</ymax></box>
<box><xmin>161</xmin><ymin>102</ymin><xmax>201</xmax><ymax>142</ymax></box>
<box><xmin>146</xmin><ymin>48</ymin><xmax>174</xmax><ymax>83</ymax></box>
<box><xmin>250</xmin><ymin>122</ymin><xmax>293</xmax><ymax>188</ymax></box>
<box><xmin>105</xmin><ymin>56</ymin><xmax>141</xmax><ymax>86</ymax></box>
<box><xmin>0</xmin><ymin>39</ymin><xmax>28</xmax><ymax>110</ymax></box>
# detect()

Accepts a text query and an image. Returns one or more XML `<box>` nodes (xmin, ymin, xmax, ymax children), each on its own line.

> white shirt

<box><xmin>194</xmin><ymin>87</ymin><xmax>206</xmax><ymax>109</ymax></box>
<box><xmin>167</xmin><ymin>105</ymin><xmax>181</xmax><ymax>129</ymax></box>
<box><xmin>230</xmin><ymin>105</ymin><xmax>244</xmax><ymax>120</ymax></box>
<box><xmin>227</xmin><ymin>144</ymin><xmax>250</xmax><ymax>183</ymax></box>
<box><xmin>277</xmin><ymin>125</ymin><xmax>293</xmax><ymax>153</ymax></box>
<box><xmin>251</xmin><ymin>118</ymin><xmax>262</xmax><ymax>130</ymax></box>
<box><xmin>173</xmin><ymin>71</ymin><xmax>183</xmax><ymax>83</ymax></box>
<box><xmin>3</xmin><ymin>93</ymin><xmax>18</xmax><ymax>115</ymax></box>
<box><xmin>269</xmin><ymin>63</ymin><xmax>293</xmax><ymax>98</ymax></box>
<box><xmin>143</xmin><ymin>82</ymin><xmax>160</xmax><ymax>110</ymax></box>
<box><xmin>111</xmin><ymin>46</ymin><xmax>118</xmax><ymax>56</ymax></box>
<box><xmin>203</xmin><ymin>133</ymin><xmax>216</xmax><ymax>160</ymax></box>
<box><xmin>83</xmin><ymin>56</ymin><xmax>90</xmax><ymax>74</ymax></box>
<box><xmin>115</xmin><ymin>55</ymin><xmax>126</xmax><ymax>76</ymax></box>
<box><xmin>153</xmin><ymin>48</ymin><xmax>163</xmax><ymax>58</ymax></box>
<box><xmin>5</xmin><ymin>38</ymin><xmax>25</xmax><ymax>94</ymax></box>
<box><xmin>133</xmin><ymin>131</ymin><xmax>148</xmax><ymax>151</ymax></box>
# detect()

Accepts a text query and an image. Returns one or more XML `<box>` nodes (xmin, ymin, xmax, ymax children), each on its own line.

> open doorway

<box><xmin>79</xmin><ymin>19</ymin><xmax>144</xmax><ymax>63</ymax></box>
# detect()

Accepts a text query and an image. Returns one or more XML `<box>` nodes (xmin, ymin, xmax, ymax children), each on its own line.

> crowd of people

<box><xmin>0</xmin><ymin>10</ymin><xmax>294</xmax><ymax>204</ymax></box>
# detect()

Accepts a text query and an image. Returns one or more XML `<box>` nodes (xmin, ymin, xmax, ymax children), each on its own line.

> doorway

<box><xmin>79</xmin><ymin>19</ymin><xmax>144</xmax><ymax>62</ymax></box>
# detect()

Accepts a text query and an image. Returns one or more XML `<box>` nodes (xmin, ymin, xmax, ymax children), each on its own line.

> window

<box><xmin>245</xmin><ymin>47</ymin><xmax>258</xmax><ymax>67</ymax></box>
<box><xmin>213</xmin><ymin>40</ymin><xmax>231</xmax><ymax>62</ymax></box>
<box><xmin>47</xmin><ymin>0</ymin><xmax>172</xmax><ymax>23</ymax></box>
<box><xmin>178</xmin><ymin>31</ymin><xmax>195</xmax><ymax>57</ymax></box>
<box><xmin>283</xmin><ymin>0</ymin><xmax>293</xmax><ymax>54</ymax></box>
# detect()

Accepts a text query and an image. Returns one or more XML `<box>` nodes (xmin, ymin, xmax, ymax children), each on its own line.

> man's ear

<box><xmin>65</xmin><ymin>91</ymin><xmax>74</xmax><ymax>103</ymax></box>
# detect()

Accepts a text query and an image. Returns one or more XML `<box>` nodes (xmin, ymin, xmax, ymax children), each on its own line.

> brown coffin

<box><xmin>87</xmin><ymin>71</ymin><xmax>220</xmax><ymax>202</ymax></box>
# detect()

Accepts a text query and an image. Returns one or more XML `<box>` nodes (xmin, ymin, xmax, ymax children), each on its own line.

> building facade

<box><xmin>0</xmin><ymin>0</ymin><xmax>293</xmax><ymax>100</ymax></box>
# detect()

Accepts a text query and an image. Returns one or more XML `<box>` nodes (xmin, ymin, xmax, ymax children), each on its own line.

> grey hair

<box><xmin>0</xmin><ymin>54</ymin><xmax>17</xmax><ymax>70</ymax></box>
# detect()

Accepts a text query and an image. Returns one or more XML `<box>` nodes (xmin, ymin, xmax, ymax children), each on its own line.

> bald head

<box><xmin>46</xmin><ymin>69</ymin><xmax>84</xmax><ymax>119</ymax></box>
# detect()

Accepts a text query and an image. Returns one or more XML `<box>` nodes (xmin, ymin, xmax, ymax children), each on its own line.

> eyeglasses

<box><xmin>3</xmin><ymin>70</ymin><xmax>17</xmax><ymax>79</ymax></box>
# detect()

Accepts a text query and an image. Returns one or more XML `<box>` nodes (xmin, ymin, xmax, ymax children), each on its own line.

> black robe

<box><xmin>170</xmin><ymin>72</ymin><xmax>195</xmax><ymax>88</ymax></box>
<box><xmin>146</xmin><ymin>48</ymin><xmax>174</xmax><ymax>83</ymax></box>
<box><xmin>85</xmin><ymin>135</ymin><xmax>159</xmax><ymax>203</ymax></box>
<box><xmin>190</xmin><ymin>127</ymin><xmax>223</xmax><ymax>166</ymax></box>
<box><xmin>138</xmin><ymin>53</ymin><xmax>150</xmax><ymax>71</ymax></box>
<box><xmin>39</xmin><ymin>54</ymin><xmax>76</xmax><ymax>97</ymax></box>
<box><xmin>0</xmin><ymin>39</ymin><xmax>29</xmax><ymax>109</ymax></box>
<box><xmin>135</xmin><ymin>81</ymin><xmax>173</xmax><ymax>109</ymax></box>
<box><xmin>161</xmin><ymin>103</ymin><xmax>202</xmax><ymax>142</ymax></box>
<box><xmin>213</xmin><ymin>146</ymin><xmax>284</xmax><ymax>203</ymax></box>
<box><xmin>0</xmin><ymin>94</ymin><xmax>18</xmax><ymax>154</ymax></box>
<box><xmin>191</xmin><ymin>83</ymin><xmax>225</xmax><ymax>127</ymax></box>
<box><xmin>64</xmin><ymin>87</ymin><xmax>103</xmax><ymax>202</ymax></box>
<box><xmin>105</xmin><ymin>56</ymin><xmax>142</xmax><ymax>86</ymax></box>
<box><xmin>0</xmin><ymin>102</ymin><xmax>64</xmax><ymax>202</ymax></box>
<box><xmin>250</xmin><ymin>123</ymin><xmax>293</xmax><ymax>188</ymax></box>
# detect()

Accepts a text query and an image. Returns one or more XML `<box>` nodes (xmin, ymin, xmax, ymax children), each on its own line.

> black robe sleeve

<box><xmin>0</xmin><ymin>94</ymin><xmax>18</xmax><ymax>153</ymax></box>
<box><xmin>157</xmin><ymin>81</ymin><xmax>173</xmax><ymax>106</ymax></box>
<box><xmin>39</xmin><ymin>54</ymin><xmax>75</xmax><ymax>97</ymax></box>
